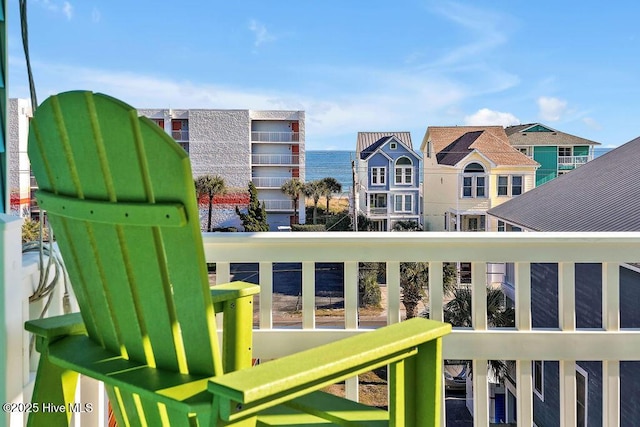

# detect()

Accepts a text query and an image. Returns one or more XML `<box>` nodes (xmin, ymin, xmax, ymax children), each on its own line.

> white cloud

<box><xmin>427</xmin><ymin>3</ymin><xmax>509</xmax><ymax>67</ymax></box>
<box><xmin>34</xmin><ymin>0</ymin><xmax>73</xmax><ymax>20</ymax></box>
<box><xmin>248</xmin><ymin>20</ymin><xmax>276</xmax><ymax>47</ymax></box>
<box><xmin>464</xmin><ymin>108</ymin><xmax>520</xmax><ymax>127</ymax></box>
<box><xmin>537</xmin><ymin>96</ymin><xmax>568</xmax><ymax>121</ymax></box>
<box><xmin>582</xmin><ymin>117</ymin><xmax>602</xmax><ymax>131</ymax></box>
<box><xmin>92</xmin><ymin>7</ymin><xmax>101</xmax><ymax>23</ymax></box>
<box><xmin>62</xmin><ymin>2</ymin><xmax>73</xmax><ymax>20</ymax></box>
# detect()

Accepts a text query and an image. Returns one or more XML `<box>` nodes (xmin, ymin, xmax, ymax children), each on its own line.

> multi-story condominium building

<box><xmin>7</xmin><ymin>99</ymin><xmax>33</xmax><ymax>217</ymax></box>
<box><xmin>421</xmin><ymin>126</ymin><xmax>539</xmax><ymax>233</ymax></box>
<box><xmin>487</xmin><ymin>136</ymin><xmax>640</xmax><ymax>425</ymax></box>
<box><xmin>13</xmin><ymin>101</ymin><xmax>306</xmax><ymax>230</ymax></box>
<box><xmin>355</xmin><ymin>132</ymin><xmax>421</xmax><ymax>231</ymax></box>
<box><xmin>138</xmin><ymin>109</ymin><xmax>305</xmax><ymax>230</ymax></box>
<box><xmin>505</xmin><ymin>123</ymin><xmax>600</xmax><ymax>186</ymax></box>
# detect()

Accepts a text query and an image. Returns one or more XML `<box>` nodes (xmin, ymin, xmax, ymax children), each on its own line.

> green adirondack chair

<box><xmin>25</xmin><ymin>91</ymin><xmax>451</xmax><ymax>427</ymax></box>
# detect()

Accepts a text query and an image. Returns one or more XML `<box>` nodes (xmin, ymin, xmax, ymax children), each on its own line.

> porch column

<box><xmin>1</xmin><ymin>215</ymin><xmax>25</xmax><ymax>427</ymax></box>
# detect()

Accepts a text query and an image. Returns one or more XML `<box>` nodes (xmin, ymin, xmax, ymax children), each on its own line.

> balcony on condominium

<box><xmin>251</xmin><ymin>131</ymin><xmax>300</xmax><ymax>143</ymax></box>
<box><xmin>251</xmin><ymin>153</ymin><xmax>300</xmax><ymax>166</ymax></box>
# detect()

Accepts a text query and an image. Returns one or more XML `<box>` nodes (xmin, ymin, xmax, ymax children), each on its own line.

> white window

<box><xmin>518</xmin><ymin>146</ymin><xmax>531</xmax><ymax>156</ymax></box>
<box><xmin>390</xmin><ymin>142</ymin><xmax>397</xmax><ymax>150</ymax></box>
<box><xmin>461</xmin><ymin>163</ymin><xmax>487</xmax><ymax>198</ymax></box>
<box><xmin>533</xmin><ymin>360</ymin><xmax>544</xmax><ymax>400</ymax></box>
<box><xmin>498</xmin><ymin>176</ymin><xmax>509</xmax><ymax>196</ymax></box>
<box><xmin>394</xmin><ymin>157</ymin><xmax>413</xmax><ymax>184</ymax></box>
<box><xmin>369</xmin><ymin>193</ymin><xmax>387</xmax><ymax>209</ymax></box>
<box><xmin>498</xmin><ymin>220</ymin><xmax>506</xmax><ymax>232</ymax></box>
<box><xmin>497</xmin><ymin>175</ymin><xmax>523</xmax><ymax>196</ymax></box>
<box><xmin>371</xmin><ymin>167</ymin><xmax>386</xmax><ymax>186</ymax></box>
<box><xmin>559</xmin><ymin>146</ymin><xmax>572</xmax><ymax>157</ymax></box>
<box><xmin>394</xmin><ymin>194</ymin><xmax>413</xmax><ymax>212</ymax></box>
<box><xmin>512</xmin><ymin>176</ymin><xmax>523</xmax><ymax>196</ymax></box>
<box><xmin>576</xmin><ymin>366</ymin><xmax>588</xmax><ymax>427</ymax></box>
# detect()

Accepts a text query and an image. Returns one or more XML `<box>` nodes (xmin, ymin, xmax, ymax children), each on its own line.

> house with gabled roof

<box><xmin>420</xmin><ymin>126</ymin><xmax>538</xmax><ymax>233</ymax></box>
<box><xmin>505</xmin><ymin>123</ymin><xmax>600</xmax><ymax>186</ymax></box>
<box><xmin>487</xmin><ymin>135</ymin><xmax>640</xmax><ymax>426</ymax></box>
<box><xmin>355</xmin><ymin>132</ymin><xmax>421</xmax><ymax>231</ymax></box>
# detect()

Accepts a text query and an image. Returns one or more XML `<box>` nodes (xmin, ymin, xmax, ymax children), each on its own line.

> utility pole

<box><xmin>351</xmin><ymin>159</ymin><xmax>358</xmax><ymax>232</ymax></box>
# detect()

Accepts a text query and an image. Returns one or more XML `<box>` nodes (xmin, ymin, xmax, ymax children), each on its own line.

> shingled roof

<box><xmin>356</xmin><ymin>132</ymin><xmax>413</xmax><ymax>157</ymax></box>
<box><xmin>488</xmin><ymin>136</ymin><xmax>640</xmax><ymax>231</ymax></box>
<box><xmin>505</xmin><ymin>123</ymin><xmax>600</xmax><ymax>147</ymax></box>
<box><xmin>426</xmin><ymin>126</ymin><xmax>538</xmax><ymax>167</ymax></box>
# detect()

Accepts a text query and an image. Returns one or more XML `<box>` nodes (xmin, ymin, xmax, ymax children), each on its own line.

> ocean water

<box><xmin>305</xmin><ymin>151</ymin><xmax>355</xmax><ymax>192</ymax></box>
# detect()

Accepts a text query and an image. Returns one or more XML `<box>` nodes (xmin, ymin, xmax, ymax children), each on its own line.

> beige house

<box><xmin>420</xmin><ymin>126</ymin><xmax>539</xmax><ymax>232</ymax></box>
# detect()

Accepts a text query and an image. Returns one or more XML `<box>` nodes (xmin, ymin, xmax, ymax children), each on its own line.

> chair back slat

<box><xmin>28</xmin><ymin>91</ymin><xmax>222</xmax><ymax>376</ymax></box>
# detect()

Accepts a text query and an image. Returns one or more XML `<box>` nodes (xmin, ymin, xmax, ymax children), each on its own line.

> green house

<box><xmin>505</xmin><ymin>123</ymin><xmax>600</xmax><ymax>186</ymax></box>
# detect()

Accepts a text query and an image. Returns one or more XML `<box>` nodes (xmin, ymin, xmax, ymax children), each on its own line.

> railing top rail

<box><xmin>202</xmin><ymin>231</ymin><xmax>640</xmax><ymax>263</ymax></box>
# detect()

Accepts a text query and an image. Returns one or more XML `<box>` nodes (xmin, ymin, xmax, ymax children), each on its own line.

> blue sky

<box><xmin>8</xmin><ymin>1</ymin><xmax>640</xmax><ymax>150</ymax></box>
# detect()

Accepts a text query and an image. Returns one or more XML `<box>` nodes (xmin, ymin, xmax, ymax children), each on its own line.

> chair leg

<box><xmin>28</xmin><ymin>349</ymin><xmax>79</xmax><ymax>427</ymax></box>
<box><xmin>388</xmin><ymin>338</ymin><xmax>443</xmax><ymax>427</ymax></box>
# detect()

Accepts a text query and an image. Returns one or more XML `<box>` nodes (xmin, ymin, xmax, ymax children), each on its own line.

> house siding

<box><xmin>534</xmin><ymin>361</ymin><xmax>560</xmax><ymax>427</ymax></box>
<box><xmin>531</xmin><ymin>263</ymin><xmax>558</xmax><ymax>328</ymax></box>
<box><xmin>529</xmin><ymin>263</ymin><xmax>640</xmax><ymax>425</ymax></box>
<box><xmin>533</xmin><ymin>146</ymin><xmax>558</xmax><ymax>186</ymax></box>
<box><xmin>621</xmin><ymin>362</ymin><xmax>640</xmax><ymax>425</ymax></box>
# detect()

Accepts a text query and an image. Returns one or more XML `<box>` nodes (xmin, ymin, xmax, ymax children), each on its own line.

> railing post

<box><xmin>302</xmin><ymin>261</ymin><xmax>315</xmax><ymax>329</ymax></box>
<box><xmin>471</xmin><ymin>262</ymin><xmax>487</xmax><ymax>331</ymax></box>
<box><xmin>558</xmin><ymin>262</ymin><xmax>576</xmax><ymax>331</ymax></box>
<box><xmin>428</xmin><ymin>262</ymin><xmax>444</xmax><ymax>322</ymax></box>
<box><xmin>515</xmin><ymin>263</ymin><xmax>533</xmax><ymax>426</ymax></box>
<box><xmin>344</xmin><ymin>262</ymin><xmax>358</xmax><ymax>329</ymax></box>
<box><xmin>216</xmin><ymin>262</ymin><xmax>231</xmax><ymax>284</ymax></box>
<box><xmin>472</xmin><ymin>359</ymin><xmax>489</xmax><ymax>427</ymax></box>
<box><xmin>603</xmin><ymin>262</ymin><xmax>620</xmax><ymax>426</ymax></box>
<box><xmin>259</xmin><ymin>262</ymin><xmax>273</xmax><ymax>329</ymax></box>
<box><xmin>558</xmin><ymin>262</ymin><xmax>576</xmax><ymax>426</ymax></box>
<box><xmin>560</xmin><ymin>360</ymin><xmax>577</xmax><ymax>426</ymax></box>
<box><xmin>387</xmin><ymin>261</ymin><xmax>401</xmax><ymax>324</ymax></box>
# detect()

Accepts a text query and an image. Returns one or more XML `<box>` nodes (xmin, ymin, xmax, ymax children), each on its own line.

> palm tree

<box><xmin>320</xmin><ymin>177</ymin><xmax>342</xmax><ymax>213</ymax></box>
<box><xmin>194</xmin><ymin>175</ymin><xmax>226</xmax><ymax>232</ymax></box>
<box><xmin>280</xmin><ymin>178</ymin><xmax>305</xmax><ymax>224</ymax></box>
<box><xmin>400</xmin><ymin>262</ymin><xmax>458</xmax><ymax>319</ymax></box>
<box><xmin>443</xmin><ymin>286</ymin><xmax>514</xmax><ymax>328</ymax></box>
<box><xmin>442</xmin><ymin>286</ymin><xmax>514</xmax><ymax>382</ymax></box>
<box><xmin>304</xmin><ymin>180</ymin><xmax>324</xmax><ymax>224</ymax></box>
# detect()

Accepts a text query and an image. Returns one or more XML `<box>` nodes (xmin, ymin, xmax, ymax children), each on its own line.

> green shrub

<box><xmin>291</xmin><ymin>224</ymin><xmax>326</xmax><ymax>232</ymax></box>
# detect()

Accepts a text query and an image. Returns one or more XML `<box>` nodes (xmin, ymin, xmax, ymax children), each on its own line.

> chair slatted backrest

<box><xmin>28</xmin><ymin>91</ymin><xmax>222</xmax><ymax>377</ymax></box>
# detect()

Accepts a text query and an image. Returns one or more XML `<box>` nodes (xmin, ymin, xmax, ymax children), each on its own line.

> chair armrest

<box><xmin>25</xmin><ymin>313</ymin><xmax>86</xmax><ymax>339</ymax></box>
<box><xmin>25</xmin><ymin>313</ymin><xmax>86</xmax><ymax>353</ymax></box>
<box><xmin>210</xmin><ymin>282</ymin><xmax>260</xmax><ymax>314</ymax></box>
<box><xmin>208</xmin><ymin>318</ymin><xmax>451</xmax><ymax>422</ymax></box>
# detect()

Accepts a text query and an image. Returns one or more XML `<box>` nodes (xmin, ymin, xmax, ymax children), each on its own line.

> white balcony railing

<box><xmin>558</xmin><ymin>155</ymin><xmax>589</xmax><ymax>165</ymax></box>
<box><xmin>367</xmin><ymin>207</ymin><xmax>388</xmax><ymax>215</ymax></box>
<box><xmin>261</xmin><ymin>199</ymin><xmax>294</xmax><ymax>211</ymax></box>
<box><xmin>203</xmin><ymin>232</ymin><xmax>640</xmax><ymax>427</ymax></box>
<box><xmin>252</xmin><ymin>154</ymin><xmax>299</xmax><ymax>165</ymax></box>
<box><xmin>10</xmin><ymin>232</ymin><xmax>640</xmax><ymax>426</ymax></box>
<box><xmin>251</xmin><ymin>131</ymin><xmax>299</xmax><ymax>143</ymax></box>
<box><xmin>252</xmin><ymin>176</ymin><xmax>291</xmax><ymax>188</ymax></box>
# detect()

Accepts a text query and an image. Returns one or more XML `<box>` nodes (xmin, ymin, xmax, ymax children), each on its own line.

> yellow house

<box><xmin>420</xmin><ymin>126</ymin><xmax>539</xmax><ymax>232</ymax></box>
